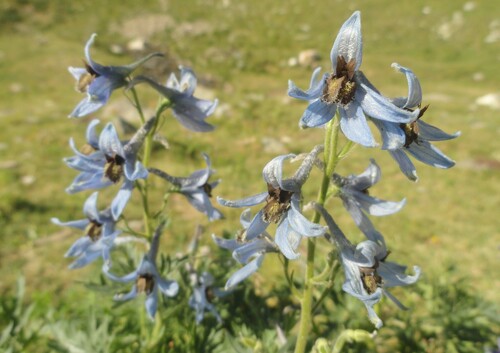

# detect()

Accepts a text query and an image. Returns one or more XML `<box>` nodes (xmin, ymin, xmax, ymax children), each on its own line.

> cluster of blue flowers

<box><xmin>213</xmin><ymin>11</ymin><xmax>457</xmax><ymax>329</ymax></box>
<box><xmin>54</xmin><ymin>11</ymin><xmax>458</xmax><ymax>329</ymax></box>
<box><xmin>54</xmin><ymin>33</ymin><xmax>223</xmax><ymax>321</ymax></box>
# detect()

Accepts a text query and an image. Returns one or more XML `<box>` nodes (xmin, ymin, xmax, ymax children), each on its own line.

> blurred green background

<box><xmin>0</xmin><ymin>0</ymin><xmax>499</xmax><ymax>352</ymax></box>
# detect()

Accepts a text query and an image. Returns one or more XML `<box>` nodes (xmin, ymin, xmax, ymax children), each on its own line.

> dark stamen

<box><xmin>104</xmin><ymin>154</ymin><xmax>125</xmax><ymax>183</ymax></box>
<box><xmin>136</xmin><ymin>273</ymin><xmax>155</xmax><ymax>295</ymax></box>
<box><xmin>262</xmin><ymin>183</ymin><xmax>294</xmax><ymax>224</ymax></box>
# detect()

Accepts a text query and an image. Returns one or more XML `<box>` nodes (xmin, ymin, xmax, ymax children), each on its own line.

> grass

<box><xmin>0</xmin><ymin>0</ymin><xmax>499</xmax><ymax>351</ymax></box>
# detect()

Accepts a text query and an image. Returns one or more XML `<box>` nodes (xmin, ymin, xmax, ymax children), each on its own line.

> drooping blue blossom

<box><xmin>51</xmin><ymin>192</ymin><xmax>117</xmax><ymax>269</ymax></box>
<box><xmin>103</xmin><ymin>222</ymin><xmax>179</xmax><ymax>320</ymax></box>
<box><xmin>69</xmin><ymin>33</ymin><xmax>162</xmax><ymax>118</ymax></box>
<box><xmin>149</xmin><ymin>153</ymin><xmax>223</xmax><ymax>221</ymax></box>
<box><xmin>188</xmin><ymin>271</ymin><xmax>228</xmax><ymax>324</ymax></box>
<box><xmin>314</xmin><ymin>203</ymin><xmax>420</xmax><ymax>329</ymax></box>
<box><xmin>217</xmin><ymin>146</ymin><xmax>326</xmax><ymax>260</ymax></box>
<box><xmin>129</xmin><ymin>66</ymin><xmax>218</xmax><ymax>132</ymax></box>
<box><xmin>212</xmin><ymin>209</ymin><xmax>279</xmax><ymax>289</ymax></box>
<box><xmin>288</xmin><ymin>11</ymin><xmax>419</xmax><ymax>147</ymax></box>
<box><xmin>372</xmin><ymin>63</ymin><xmax>460</xmax><ymax>181</ymax></box>
<box><xmin>64</xmin><ymin>118</ymin><xmax>154</xmax><ymax>219</ymax></box>
<box><xmin>332</xmin><ymin>159</ymin><xmax>405</xmax><ymax>244</ymax></box>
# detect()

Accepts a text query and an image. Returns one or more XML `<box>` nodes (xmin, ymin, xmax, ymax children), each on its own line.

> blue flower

<box><xmin>149</xmin><ymin>153</ymin><xmax>223</xmax><ymax>221</ymax></box>
<box><xmin>129</xmin><ymin>66</ymin><xmax>218</xmax><ymax>132</ymax></box>
<box><xmin>314</xmin><ymin>203</ymin><xmax>420</xmax><ymax>329</ymax></box>
<box><xmin>372</xmin><ymin>63</ymin><xmax>460</xmax><ymax>181</ymax></box>
<box><xmin>212</xmin><ymin>209</ymin><xmax>279</xmax><ymax>289</ymax></box>
<box><xmin>217</xmin><ymin>146</ymin><xmax>325</xmax><ymax>259</ymax></box>
<box><xmin>64</xmin><ymin>118</ymin><xmax>153</xmax><ymax>219</ymax></box>
<box><xmin>188</xmin><ymin>271</ymin><xmax>227</xmax><ymax>324</ymax></box>
<box><xmin>51</xmin><ymin>192</ymin><xmax>118</xmax><ymax>269</ymax></box>
<box><xmin>288</xmin><ymin>11</ymin><xmax>419</xmax><ymax>147</ymax></box>
<box><xmin>332</xmin><ymin>159</ymin><xmax>405</xmax><ymax>244</ymax></box>
<box><xmin>103</xmin><ymin>222</ymin><xmax>179</xmax><ymax>320</ymax></box>
<box><xmin>69</xmin><ymin>33</ymin><xmax>162</xmax><ymax>118</ymax></box>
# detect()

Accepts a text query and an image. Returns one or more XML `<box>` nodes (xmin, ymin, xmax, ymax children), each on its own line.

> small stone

<box><xmin>288</xmin><ymin>57</ymin><xmax>299</xmax><ymax>67</ymax></box>
<box><xmin>9</xmin><ymin>83</ymin><xmax>23</xmax><ymax>93</ymax></box>
<box><xmin>109</xmin><ymin>44</ymin><xmax>125</xmax><ymax>55</ymax></box>
<box><xmin>463</xmin><ymin>2</ymin><xmax>476</xmax><ymax>12</ymax></box>
<box><xmin>436</xmin><ymin>11</ymin><xmax>464</xmax><ymax>40</ymax></box>
<box><xmin>127</xmin><ymin>38</ymin><xmax>148</xmax><ymax>52</ymax></box>
<box><xmin>0</xmin><ymin>161</ymin><xmax>18</xmax><ymax>169</ymax></box>
<box><xmin>298</xmin><ymin>49</ymin><xmax>321</xmax><ymax>67</ymax></box>
<box><xmin>422</xmin><ymin>6</ymin><xmax>432</xmax><ymax>15</ymax></box>
<box><xmin>475</xmin><ymin>93</ymin><xmax>500</xmax><ymax>110</ymax></box>
<box><xmin>21</xmin><ymin>175</ymin><xmax>36</xmax><ymax>186</ymax></box>
<box><xmin>472</xmin><ymin>72</ymin><xmax>484</xmax><ymax>81</ymax></box>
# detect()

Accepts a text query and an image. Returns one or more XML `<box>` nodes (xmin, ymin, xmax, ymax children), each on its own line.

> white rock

<box><xmin>21</xmin><ymin>175</ymin><xmax>36</xmax><ymax>186</ymax></box>
<box><xmin>436</xmin><ymin>11</ymin><xmax>464</xmax><ymax>40</ymax></box>
<box><xmin>298</xmin><ymin>49</ymin><xmax>321</xmax><ymax>67</ymax></box>
<box><xmin>422</xmin><ymin>6</ymin><xmax>432</xmax><ymax>15</ymax></box>
<box><xmin>463</xmin><ymin>2</ymin><xmax>476</xmax><ymax>12</ymax></box>
<box><xmin>472</xmin><ymin>72</ymin><xmax>484</xmax><ymax>81</ymax></box>
<box><xmin>127</xmin><ymin>38</ymin><xmax>147</xmax><ymax>52</ymax></box>
<box><xmin>288</xmin><ymin>57</ymin><xmax>299</xmax><ymax>67</ymax></box>
<box><xmin>475</xmin><ymin>93</ymin><xmax>500</xmax><ymax>110</ymax></box>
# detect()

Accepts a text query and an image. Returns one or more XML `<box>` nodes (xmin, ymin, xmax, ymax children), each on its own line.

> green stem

<box><xmin>294</xmin><ymin>118</ymin><xmax>340</xmax><ymax>353</ymax></box>
<box><xmin>130</xmin><ymin>86</ymin><xmax>146</xmax><ymax>124</ymax></box>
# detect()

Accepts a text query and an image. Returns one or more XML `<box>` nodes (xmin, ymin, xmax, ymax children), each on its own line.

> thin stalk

<box><xmin>294</xmin><ymin>118</ymin><xmax>340</xmax><ymax>353</ymax></box>
<box><xmin>130</xmin><ymin>86</ymin><xmax>146</xmax><ymax>124</ymax></box>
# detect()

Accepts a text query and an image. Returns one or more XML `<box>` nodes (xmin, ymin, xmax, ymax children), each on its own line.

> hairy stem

<box><xmin>294</xmin><ymin>118</ymin><xmax>340</xmax><ymax>353</ymax></box>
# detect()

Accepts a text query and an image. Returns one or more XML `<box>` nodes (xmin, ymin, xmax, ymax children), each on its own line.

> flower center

<box><xmin>136</xmin><ymin>273</ymin><xmax>155</xmax><ymax>295</ymax></box>
<box><xmin>85</xmin><ymin>220</ymin><xmax>103</xmax><ymax>241</ymax></box>
<box><xmin>104</xmin><ymin>154</ymin><xmax>125</xmax><ymax>183</ymax></box>
<box><xmin>321</xmin><ymin>56</ymin><xmax>357</xmax><ymax>106</ymax></box>
<box><xmin>202</xmin><ymin>183</ymin><xmax>213</xmax><ymax>197</ymax></box>
<box><xmin>359</xmin><ymin>263</ymin><xmax>383</xmax><ymax>294</ymax></box>
<box><xmin>76</xmin><ymin>61</ymin><xmax>100</xmax><ymax>93</ymax></box>
<box><xmin>262</xmin><ymin>183</ymin><xmax>294</xmax><ymax>224</ymax></box>
<box><xmin>400</xmin><ymin>104</ymin><xmax>429</xmax><ymax>148</ymax></box>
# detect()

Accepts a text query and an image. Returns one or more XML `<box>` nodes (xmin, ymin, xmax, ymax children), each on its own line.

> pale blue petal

<box><xmin>390</xmin><ymin>63</ymin><xmax>422</xmax><ymax>109</ymax></box>
<box><xmin>111</xmin><ymin>180</ymin><xmax>133</xmax><ymax>220</ymax></box>
<box><xmin>379</xmin><ymin>263</ymin><xmax>421</xmax><ymax>288</ymax></box>
<box><xmin>69</xmin><ymin>96</ymin><xmax>105</xmax><ymax>118</ymax></box>
<box><xmin>417</xmin><ymin>120</ymin><xmax>461</xmax><ymax>141</ymax></box>
<box><xmin>299</xmin><ymin>99</ymin><xmax>337</xmax><ymax>128</ymax></box>
<box><xmin>406</xmin><ymin>140</ymin><xmax>455</xmax><ymax>168</ymax></box>
<box><xmin>157</xmin><ymin>278</ymin><xmax>179</xmax><ymax>297</ymax></box>
<box><xmin>68</xmin><ymin>250</ymin><xmax>101</xmax><ymax>269</ymax></box>
<box><xmin>356</xmin><ymin>76</ymin><xmax>419</xmax><ymax>124</ymax></box>
<box><xmin>288</xmin><ymin>199</ymin><xmax>325</xmax><ymax>237</ymax></box>
<box><xmin>339</xmin><ymin>104</ymin><xmax>376</xmax><ymax>147</ymax></box>
<box><xmin>179</xmin><ymin>66</ymin><xmax>197</xmax><ymax>96</ymax></box>
<box><xmin>211</xmin><ymin>234</ymin><xmax>241</xmax><ymax>252</ymax></box>
<box><xmin>51</xmin><ymin>217</ymin><xmax>88</xmax><ymax>230</ymax></box>
<box><xmin>262</xmin><ymin>154</ymin><xmax>295</xmax><ymax>189</ymax></box>
<box><xmin>99</xmin><ymin>123</ymin><xmax>125</xmax><ymax>158</ymax></box>
<box><xmin>275</xmin><ymin>219</ymin><xmax>301</xmax><ymax>260</ymax></box>
<box><xmin>216</xmin><ymin>192</ymin><xmax>268</xmax><ymax>208</ymax></box>
<box><xmin>389</xmin><ymin>150</ymin><xmax>418</xmax><ymax>182</ymax></box>
<box><xmin>65</xmin><ymin>236</ymin><xmax>92</xmax><ymax>257</ymax></box>
<box><xmin>225</xmin><ymin>254</ymin><xmax>264</xmax><ymax>290</ymax></box>
<box><xmin>66</xmin><ymin>172</ymin><xmax>111</xmax><ymax>193</ymax></box>
<box><xmin>113</xmin><ymin>285</ymin><xmax>138</xmax><ymax>302</ymax></box>
<box><xmin>83</xmin><ymin>192</ymin><xmax>100</xmax><ymax>220</ymax></box>
<box><xmin>86</xmin><ymin>119</ymin><xmax>101</xmax><ymax>149</ymax></box>
<box><xmin>350</xmin><ymin>191</ymin><xmax>406</xmax><ymax>216</ymax></box>
<box><xmin>347</xmin><ymin>159</ymin><xmax>380</xmax><ymax>191</ymax></box>
<box><xmin>245</xmin><ymin>209</ymin><xmax>269</xmax><ymax>240</ymax></box>
<box><xmin>68</xmin><ymin>66</ymin><xmax>87</xmax><ymax>81</ymax></box>
<box><xmin>233</xmin><ymin>238</ymin><xmax>274</xmax><ymax>264</ymax></box>
<box><xmin>287</xmin><ymin>67</ymin><xmax>325</xmax><ymax>100</ymax></box>
<box><xmin>331</xmin><ymin>11</ymin><xmax>363</xmax><ymax>72</ymax></box>
<box><xmin>372</xmin><ymin>120</ymin><xmax>406</xmax><ymax>150</ymax></box>
<box><xmin>124</xmin><ymin>159</ymin><xmax>148</xmax><ymax>181</ymax></box>
<box><xmin>145</xmin><ymin>290</ymin><xmax>158</xmax><ymax>320</ymax></box>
